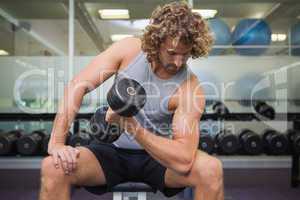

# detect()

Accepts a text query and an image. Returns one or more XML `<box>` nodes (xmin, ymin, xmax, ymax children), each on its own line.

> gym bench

<box><xmin>73</xmin><ymin>182</ymin><xmax>156</xmax><ymax>200</ymax></box>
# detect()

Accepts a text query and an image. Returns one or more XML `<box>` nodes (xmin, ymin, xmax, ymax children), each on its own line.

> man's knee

<box><xmin>41</xmin><ymin>156</ymin><xmax>74</xmax><ymax>187</ymax></box>
<box><xmin>193</xmin><ymin>153</ymin><xmax>223</xmax><ymax>189</ymax></box>
<box><xmin>206</xmin><ymin>157</ymin><xmax>223</xmax><ymax>181</ymax></box>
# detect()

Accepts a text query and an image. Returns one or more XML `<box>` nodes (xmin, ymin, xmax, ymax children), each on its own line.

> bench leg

<box><xmin>113</xmin><ymin>192</ymin><xmax>122</xmax><ymax>200</ymax></box>
<box><xmin>137</xmin><ymin>192</ymin><xmax>147</xmax><ymax>200</ymax></box>
<box><xmin>113</xmin><ymin>192</ymin><xmax>147</xmax><ymax>200</ymax></box>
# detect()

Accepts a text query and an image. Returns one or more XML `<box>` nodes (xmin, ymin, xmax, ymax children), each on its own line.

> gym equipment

<box><xmin>287</xmin><ymin>129</ymin><xmax>300</xmax><ymax>154</ymax></box>
<box><xmin>68</xmin><ymin>130</ymin><xmax>92</xmax><ymax>147</ymax></box>
<box><xmin>212</xmin><ymin>101</ymin><xmax>229</xmax><ymax>116</ymax></box>
<box><xmin>82</xmin><ymin>182</ymin><xmax>155</xmax><ymax>200</ymax></box>
<box><xmin>199</xmin><ymin>129</ymin><xmax>215</xmax><ymax>154</ymax></box>
<box><xmin>89</xmin><ymin>105</ymin><xmax>122</xmax><ymax>143</ymax></box>
<box><xmin>253</xmin><ymin>101</ymin><xmax>275</xmax><ymax>120</ymax></box>
<box><xmin>232</xmin><ymin>19</ymin><xmax>271</xmax><ymax>55</ymax></box>
<box><xmin>215</xmin><ymin>130</ymin><xmax>239</xmax><ymax>155</ymax></box>
<box><xmin>263</xmin><ymin>129</ymin><xmax>289</xmax><ymax>155</ymax></box>
<box><xmin>294</xmin><ymin>133</ymin><xmax>300</xmax><ymax>154</ymax></box>
<box><xmin>42</xmin><ymin>134</ymin><xmax>50</xmax><ymax>154</ymax></box>
<box><xmin>239</xmin><ymin>129</ymin><xmax>263</xmax><ymax>155</ymax></box>
<box><xmin>107</xmin><ymin>78</ymin><xmax>146</xmax><ymax>117</ymax></box>
<box><xmin>291</xmin><ymin>22</ymin><xmax>300</xmax><ymax>56</ymax></box>
<box><xmin>17</xmin><ymin>129</ymin><xmax>47</xmax><ymax>156</ymax></box>
<box><xmin>0</xmin><ymin>129</ymin><xmax>25</xmax><ymax>155</ymax></box>
<box><xmin>207</xmin><ymin>18</ymin><xmax>231</xmax><ymax>55</ymax></box>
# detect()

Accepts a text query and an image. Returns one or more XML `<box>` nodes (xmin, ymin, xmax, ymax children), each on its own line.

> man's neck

<box><xmin>151</xmin><ymin>61</ymin><xmax>174</xmax><ymax>80</ymax></box>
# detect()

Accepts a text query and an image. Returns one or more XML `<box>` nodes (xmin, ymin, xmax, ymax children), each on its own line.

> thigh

<box><xmin>42</xmin><ymin>146</ymin><xmax>106</xmax><ymax>187</ymax></box>
<box><xmin>70</xmin><ymin>146</ymin><xmax>106</xmax><ymax>186</ymax></box>
<box><xmin>165</xmin><ymin>150</ymin><xmax>221</xmax><ymax>188</ymax></box>
<box><xmin>44</xmin><ymin>146</ymin><xmax>106</xmax><ymax>187</ymax></box>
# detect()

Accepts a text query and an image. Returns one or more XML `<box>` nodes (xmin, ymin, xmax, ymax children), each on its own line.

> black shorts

<box><xmin>83</xmin><ymin>141</ymin><xmax>185</xmax><ymax>197</ymax></box>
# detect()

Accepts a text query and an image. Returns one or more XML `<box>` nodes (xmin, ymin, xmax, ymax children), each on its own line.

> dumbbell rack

<box><xmin>0</xmin><ymin>112</ymin><xmax>299</xmax><ymax>187</ymax></box>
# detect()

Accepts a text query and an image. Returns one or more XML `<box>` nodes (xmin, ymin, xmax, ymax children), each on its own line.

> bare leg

<box><xmin>39</xmin><ymin>147</ymin><xmax>106</xmax><ymax>200</ymax></box>
<box><xmin>165</xmin><ymin>151</ymin><xmax>224</xmax><ymax>200</ymax></box>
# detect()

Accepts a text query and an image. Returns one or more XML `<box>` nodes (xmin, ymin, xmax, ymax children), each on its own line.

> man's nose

<box><xmin>174</xmin><ymin>56</ymin><xmax>184</xmax><ymax>67</ymax></box>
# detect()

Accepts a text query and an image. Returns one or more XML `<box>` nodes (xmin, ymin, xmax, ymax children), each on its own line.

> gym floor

<box><xmin>1</xmin><ymin>168</ymin><xmax>299</xmax><ymax>200</ymax></box>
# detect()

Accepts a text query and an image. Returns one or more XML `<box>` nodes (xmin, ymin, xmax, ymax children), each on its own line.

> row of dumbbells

<box><xmin>210</xmin><ymin>100</ymin><xmax>275</xmax><ymax>119</ymax></box>
<box><xmin>1</xmin><ymin>128</ymin><xmax>299</xmax><ymax>156</ymax></box>
<box><xmin>0</xmin><ymin>129</ymin><xmax>93</xmax><ymax>156</ymax></box>
<box><xmin>199</xmin><ymin>129</ymin><xmax>300</xmax><ymax>155</ymax></box>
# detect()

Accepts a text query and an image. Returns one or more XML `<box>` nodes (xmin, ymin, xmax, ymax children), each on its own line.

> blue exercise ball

<box><xmin>291</xmin><ymin>22</ymin><xmax>300</xmax><ymax>56</ymax></box>
<box><xmin>207</xmin><ymin>18</ymin><xmax>231</xmax><ymax>55</ymax></box>
<box><xmin>232</xmin><ymin>19</ymin><xmax>271</xmax><ymax>56</ymax></box>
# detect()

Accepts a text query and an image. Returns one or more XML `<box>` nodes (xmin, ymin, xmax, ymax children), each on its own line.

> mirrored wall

<box><xmin>0</xmin><ymin>0</ymin><xmax>299</xmax><ymax>115</ymax></box>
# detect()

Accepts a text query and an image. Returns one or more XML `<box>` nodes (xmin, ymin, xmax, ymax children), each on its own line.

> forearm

<box><xmin>134</xmin><ymin>126</ymin><xmax>197</xmax><ymax>174</ymax></box>
<box><xmin>50</xmin><ymin>83</ymin><xmax>86</xmax><ymax>146</ymax></box>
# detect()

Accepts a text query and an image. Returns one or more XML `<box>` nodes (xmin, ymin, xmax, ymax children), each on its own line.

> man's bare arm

<box><xmin>49</xmin><ymin>38</ymin><xmax>138</xmax><ymax>147</ymax></box>
<box><xmin>134</xmin><ymin>76</ymin><xmax>205</xmax><ymax>174</ymax></box>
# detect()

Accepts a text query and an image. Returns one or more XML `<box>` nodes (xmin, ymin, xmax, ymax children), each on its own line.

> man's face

<box><xmin>158</xmin><ymin>37</ymin><xmax>192</xmax><ymax>75</ymax></box>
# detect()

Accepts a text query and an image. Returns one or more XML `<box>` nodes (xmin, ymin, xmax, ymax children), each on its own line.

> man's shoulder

<box><xmin>112</xmin><ymin>37</ymin><xmax>142</xmax><ymax>70</ymax></box>
<box><xmin>118</xmin><ymin>37</ymin><xmax>142</xmax><ymax>53</ymax></box>
<box><xmin>115</xmin><ymin>37</ymin><xmax>142</xmax><ymax>61</ymax></box>
<box><xmin>120</xmin><ymin>37</ymin><xmax>141</xmax><ymax>45</ymax></box>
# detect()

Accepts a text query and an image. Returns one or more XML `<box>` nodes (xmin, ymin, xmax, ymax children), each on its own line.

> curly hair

<box><xmin>141</xmin><ymin>1</ymin><xmax>213</xmax><ymax>63</ymax></box>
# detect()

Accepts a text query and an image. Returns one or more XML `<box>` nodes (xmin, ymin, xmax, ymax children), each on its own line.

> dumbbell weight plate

<box><xmin>212</xmin><ymin>101</ymin><xmax>229</xmax><ymax>116</ymax></box>
<box><xmin>68</xmin><ymin>130</ymin><xmax>92</xmax><ymax>147</ymax></box>
<box><xmin>216</xmin><ymin>131</ymin><xmax>239</xmax><ymax>155</ymax></box>
<box><xmin>253</xmin><ymin>101</ymin><xmax>275</xmax><ymax>120</ymax></box>
<box><xmin>42</xmin><ymin>135</ymin><xmax>50</xmax><ymax>154</ymax></box>
<box><xmin>89</xmin><ymin>105</ymin><xmax>122</xmax><ymax>143</ymax></box>
<box><xmin>263</xmin><ymin>130</ymin><xmax>288</xmax><ymax>155</ymax></box>
<box><xmin>199</xmin><ymin>135</ymin><xmax>215</xmax><ymax>154</ymax></box>
<box><xmin>239</xmin><ymin>129</ymin><xmax>263</xmax><ymax>155</ymax></box>
<box><xmin>17</xmin><ymin>129</ymin><xmax>47</xmax><ymax>156</ymax></box>
<box><xmin>107</xmin><ymin>78</ymin><xmax>146</xmax><ymax>117</ymax></box>
<box><xmin>0</xmin><ymin>130</ymin><xmax>25</xmax><ymax>155</ymax></box>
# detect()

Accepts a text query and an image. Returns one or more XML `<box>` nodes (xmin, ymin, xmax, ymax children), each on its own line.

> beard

<box><xmin>163</xmin><ymin>63</ymin><xmax>185</xmax><ymax>74</ymax></box>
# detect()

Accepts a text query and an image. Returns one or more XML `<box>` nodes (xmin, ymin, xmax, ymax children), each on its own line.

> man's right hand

<box><xmin>48</xmin><ymin>144</ymin><xmax>80</xmax><ymax>175</ymax></box>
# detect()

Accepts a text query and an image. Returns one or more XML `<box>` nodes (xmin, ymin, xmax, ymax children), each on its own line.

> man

<box><xmin>39</xmin><ymin>2</ymin><xmax>224</xmax><ymax>200</ymax></box>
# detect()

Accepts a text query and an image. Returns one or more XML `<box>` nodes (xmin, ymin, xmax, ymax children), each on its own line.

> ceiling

<box><xmin>0</xmin><ymin>0</ymin><xmax>299</xmax><ymax>55</ymax></box>
<box><xmin>0</xmin><ymin>0</ymin><xmax>299</xmax><ymax>19</ymax></box>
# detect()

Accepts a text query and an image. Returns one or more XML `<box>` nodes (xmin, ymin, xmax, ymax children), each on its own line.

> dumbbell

<box><xmin>68</xmin><ymin>130</ymin><xmax>93</xmax><ymax>147</ymax></box>
<box><xmin>0</xmin><ymin>129</ymin><xmax>25</xmax><ymax>155</ymax></box>
<box><xmin>90</xmin><ymin>78</ymin><xmax>146</xmax><ymax>143</ymax></box>
<box><xmin>263</xmin><ymin>129</ymin><xmax>289</xmax><ymax>155</ymax></box>
<box><xmin>253</xmin><ymin>101</ymin><xmax>275</xmax><ymax>120</ymax></box>
<box><xmin>17</xmin><ymin>129</ymin><xmax>47</xmax><ymax>156</ymax></box>
<box><xmin>215</xmin><ymin>130</ymin><xmax>239</xmax><ymax>155</ymax></box>
<box><xmin>199</xmin><ymin>129</ymin><xmax>215</xmax><ymax>154</ymax></box>
<box><xmin>89</xmin><ymin>105</ymin><xmax>122</xmax><ymax>143</ymax></box>
<box><xmin>42</xmin><ymin>134</ymin><xmax>50</xmax><ymax>155</ymax></box>
<box><xmin>107</xmin><ymin>78</ymin><xmax>146</xmax><ymax>117</ymax></box>
<box><xmin>286</xmin><ymin>129</ymin><xmax>300</xmax><ymax>154</ymax></box>
<box><xmin>212</xmin><ymin>101</ymin><xmax>229</xmax><ymax>116</ymax></box>
<box><xmin>238</xmin><ymin>129</ymin><xmax>263</xmax><ymax>155</ymax></box>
